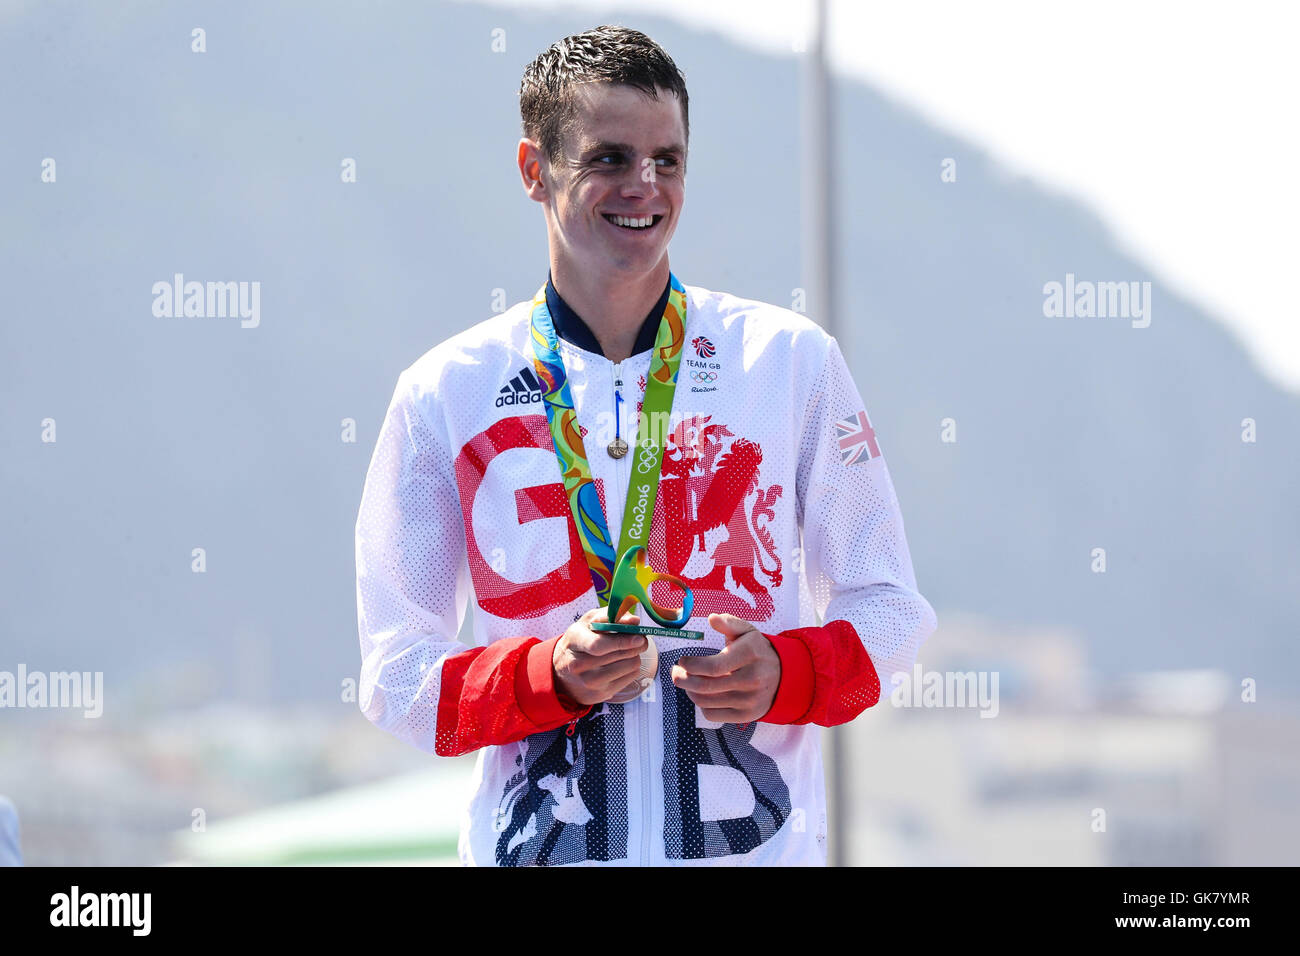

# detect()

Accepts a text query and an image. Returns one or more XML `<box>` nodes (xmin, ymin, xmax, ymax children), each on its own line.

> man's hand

<box><xmin>553</xmin><ymin>607</ymin><xmax>649</xmax><ymax>707</ymax></box>
<box><xmin>671</xmin><ymin>613</ymin><xmax>781</xmax><ymax>723</ymax></box>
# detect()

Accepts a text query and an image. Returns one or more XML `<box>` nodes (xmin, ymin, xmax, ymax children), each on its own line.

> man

<box><xmin>355</xmin><ymin>25</ymin><xmax>936</xmax><ymax>866</ymax></box>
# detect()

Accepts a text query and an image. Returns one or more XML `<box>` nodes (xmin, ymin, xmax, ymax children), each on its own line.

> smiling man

<box><xmin>355</xmin><ymin>25</ymin><xmax>937</xmax><ymax>866</ymax></box>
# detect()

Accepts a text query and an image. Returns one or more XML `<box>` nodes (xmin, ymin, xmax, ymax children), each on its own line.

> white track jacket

<box><xmin>355</xmin><ymin>281</ymin><xmax>937</xmax><ymax>866</ymax></box>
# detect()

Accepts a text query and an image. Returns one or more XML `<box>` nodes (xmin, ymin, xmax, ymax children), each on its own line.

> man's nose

<box><xmin>620</xmin><ymin>158</ymin><xmax>660</xmax><ymax>198</ymax></box>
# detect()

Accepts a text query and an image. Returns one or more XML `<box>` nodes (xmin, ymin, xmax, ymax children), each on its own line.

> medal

<box><xmin>529</xmin><ymin>273</ymin><xmax>704</xmax><ymax>703</ymax></box>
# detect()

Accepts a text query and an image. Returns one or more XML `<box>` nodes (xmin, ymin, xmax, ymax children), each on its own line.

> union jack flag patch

<box><xmin>835</xmin><ymin>410</ymin><xmax>880</xmax><ymax>465</ymax></box>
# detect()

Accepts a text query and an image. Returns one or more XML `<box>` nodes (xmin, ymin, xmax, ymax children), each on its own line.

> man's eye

<box><xmin>595</xmin><ymin>154</ymin><xmax>623</xmax><ymax>165</ymax></box>
<box><xmin>655</xmin><ymin>157</ymin><xmax>678</xmax><ymax>167</ymax></box>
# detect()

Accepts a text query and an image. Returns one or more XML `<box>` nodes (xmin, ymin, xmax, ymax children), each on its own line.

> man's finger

<box><xmin>708</xmin><ymin>612</ymin><xmax>758</xmax><ymax>643</ymax></box>
<box><xmin>671</xmin><ymin>666</ymin><xmax>760</xmax><ymax>696</ymax></box>
<box><xmin>579</xmin><ymin>606</ymin><xmax>640</xmax><ymax>626</ymax></box>
<box><xmin>674</xmin><ymin>652</ymin><xmax>732</xmax><ymax>678</ymax></box>
<box><xmin>574</xmin><ymin>625</ymin><xmax>645</xmax><ymax>657</ymax></box>
<box><xmin>675</xmin><ymin>639</ymin><xmax>752</xmax><ymax>677</ymax></box>
<box><xmin>566</xmin><ymin>644</ymin><xmax>643</xmax><ymax>686</ymax></box>
<box><xmin>569</xmin><ymin>646</ymin><xmax>636</xmax><ymax>675</ymax></box>
<box><xmin>571</xmin><ymin>642</ymin><xmax>646</xmax><ymax>667</ymax></box>
<box><xmin>593</xmin><ymin>654</ymin><xmax>644</xmax><ymax>690</ymax></box>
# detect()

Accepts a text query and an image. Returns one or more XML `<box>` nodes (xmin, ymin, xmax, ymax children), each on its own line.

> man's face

<box><xmin>527</xmin><ymin>83</ymin><xmax>686</xmax><ymax>280</ymax></box>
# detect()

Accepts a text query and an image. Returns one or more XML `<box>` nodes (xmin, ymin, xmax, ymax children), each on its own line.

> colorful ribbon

<box><xmin>529</xmin><ymin>273</ymin><xmax>688</xmax><ymax>610</ymax></box>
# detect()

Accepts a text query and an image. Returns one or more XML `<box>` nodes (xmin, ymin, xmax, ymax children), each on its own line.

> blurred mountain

<box><xmin>1</xmin><ymin>0</ymin><xmax>1295</xmax><ymax>704</ymax></box>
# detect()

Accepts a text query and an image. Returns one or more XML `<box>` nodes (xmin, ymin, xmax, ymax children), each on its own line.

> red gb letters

<box><xmin>454</xmin><ymin>414</ymin><xmax>602</xmax><ymax>618</ymax></box>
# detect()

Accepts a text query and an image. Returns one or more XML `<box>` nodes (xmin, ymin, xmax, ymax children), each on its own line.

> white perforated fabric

<box><xmin>355</xmin><ymin>365</ymin><xmax>471</xmax><ymax>755</ymax></box>
<box><xmin>354</xmin><ymin>282</ymin><xmax>937</xmax><ymax>866</ymax></box>
<box><xmin>796</xmin><ymin>336</ymin><xmax>939</xmax><ymax>695</ymax></box>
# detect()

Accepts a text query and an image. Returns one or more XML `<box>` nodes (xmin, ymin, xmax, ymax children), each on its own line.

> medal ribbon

<box><xmin>529</xmin><ymin>273</ymin><xmax>688</xmax><ymax>605</ymax></box>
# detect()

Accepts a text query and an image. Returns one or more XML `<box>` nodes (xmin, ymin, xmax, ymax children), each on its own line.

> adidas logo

<box><xmin>496</xmin><ymin>366</ymin><xmax>546</xmax><ymax>407</ymax></box>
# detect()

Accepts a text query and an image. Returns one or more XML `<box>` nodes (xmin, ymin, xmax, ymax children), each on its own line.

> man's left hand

<box><xmin>671</xmin><ymin>613</ymin><xmax>781</xmax><ymax>723</ymax></box>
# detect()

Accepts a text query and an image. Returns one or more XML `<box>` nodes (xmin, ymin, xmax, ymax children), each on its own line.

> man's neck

<box><xmin>549</xmin><ymin>259</ymin><xmax>670</xmax><ymax>364</ymax></box>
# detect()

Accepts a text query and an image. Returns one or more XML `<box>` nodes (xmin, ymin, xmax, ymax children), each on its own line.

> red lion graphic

<box><xmin>651</xmin><ymin>416</ymin><xmax>783</xmax><ymax>620</ymax></box>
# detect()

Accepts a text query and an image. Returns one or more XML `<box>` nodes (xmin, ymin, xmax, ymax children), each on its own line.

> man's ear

<box><xmin>518</xmin><ymin>138</ymin><xmax>549</xmax><ymax>203</ymax></box>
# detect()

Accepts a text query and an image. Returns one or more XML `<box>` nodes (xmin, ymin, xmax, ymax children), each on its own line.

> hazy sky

<box><xmin>473</xmin><ymin>0</ymin><xmax>1300</xmax><ymax>394</ymax></box>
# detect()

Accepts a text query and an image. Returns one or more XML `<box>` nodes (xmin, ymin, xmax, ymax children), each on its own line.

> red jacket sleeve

<box><xmin>759</xmin><ymin>619</ymin><xmax>881</xmax><ymax>725</ymax></box>
<box><xmin>356</xmin><ymin>374</ymin><xmax>590</xmax><ymax>758</ymax></box>
<box><xmin>434</xmin><ymin>635</ymin><xmax>590</xmax><ymax>757</ymax></box>
<box><xmin>761</xmin><ymin>334</ymin><xmax>936</xmax><ymax>726</ymax></box>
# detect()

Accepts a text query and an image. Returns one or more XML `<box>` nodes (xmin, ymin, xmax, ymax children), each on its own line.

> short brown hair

<box><xmin>519</xmin><ymin>25</ymin><xmax>690</xmax><ymax>166</ymax></box>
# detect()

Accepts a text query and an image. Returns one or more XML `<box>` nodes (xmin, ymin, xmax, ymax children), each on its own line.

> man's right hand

<box><xmin>553</xmin><ymin>607</ymin><xmax>648</xmax><ymax>707</ymax></box>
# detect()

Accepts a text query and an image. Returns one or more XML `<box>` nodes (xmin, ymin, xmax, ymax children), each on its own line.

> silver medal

<box><xmin>607</xmin><ymin>437</ymin><xmax>629</xmax><ymax>459</ymax></box>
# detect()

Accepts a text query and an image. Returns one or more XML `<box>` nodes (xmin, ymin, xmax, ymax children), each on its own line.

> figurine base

<box><xmin>592</xmin><ymin>622</ymin><xmax>704</xmax><ymax>641</ymax></box>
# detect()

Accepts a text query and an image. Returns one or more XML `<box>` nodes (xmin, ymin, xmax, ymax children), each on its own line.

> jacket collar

<box><xmin>544</xmin><ymin>271</ymin><xmax>672</xmax><ymax>360</ymax></box>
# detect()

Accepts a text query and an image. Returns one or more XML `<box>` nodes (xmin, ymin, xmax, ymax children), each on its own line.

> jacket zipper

<box><xmin>613</xmin><ymin>360</ymin><xmax>652</xmax><ymax>865</ymax></box>
<box><xmin>565</xmin><ymin>705</ymin><xmax>592</xmax><ymax>737</ymax></box>
<box><xmin>626</xmin><ymin>361</ymin><xmax>655</xmax><ymax>866</ymax></box>
<box><xmin>639</xmin><ymin>653</ymin><xmax>651</xmax><ymax>865</ymax></box>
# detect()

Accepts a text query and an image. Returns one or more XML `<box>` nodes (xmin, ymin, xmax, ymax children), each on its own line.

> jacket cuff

<box><xmin>515</xmin><ymin>635</ymin><xmax>587</xmax><ymax>726</ymax></box>
<box><xmin>760</xmin><ymin>630</ymin><xmax>816</xmax><ymax>723</ymax></box>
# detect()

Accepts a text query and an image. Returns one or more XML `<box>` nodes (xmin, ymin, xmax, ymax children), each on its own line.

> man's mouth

<box><xmin>602</xmin><ymin>213</ymin><xmax>664</xmax><ymax>231</ymax></box>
